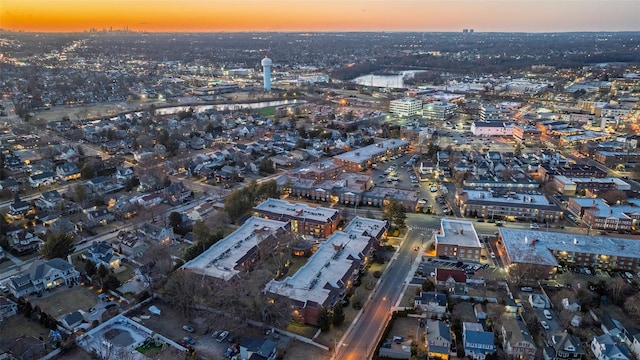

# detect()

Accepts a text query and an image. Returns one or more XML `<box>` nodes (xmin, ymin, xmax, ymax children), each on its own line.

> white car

<box><xmin>216</xmin><ymin>330</ymin><xmax>229</xmax><ymax>342</ymax></box>
<box><xmin>543</xmin><ymin>310</ymin><xmax>552</xmax><ymax>320</ymax></box>
<box><xmin>490</xmin><ymin>252</ymin><xmax>496</xmax><ymax>259</ymax></box>
<box><xmin>530</xmin><ymin>223</ymin><xmax>540</xmax><ymax>229</ymax></box>
<box><xmin>540</xmin><ymin>321</ymin><xmax>550</xmax><ymax>330</ymax></box>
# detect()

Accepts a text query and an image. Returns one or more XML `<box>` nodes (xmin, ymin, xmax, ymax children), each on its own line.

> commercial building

<box><xmin>470</xmin><ymin>121</ymin><xmax>514</xmax><ymax>137</ymax></box>
<box><xmin>333</xmin><ymin>139</ymin><xmax>409</xmax><ymax>172</ymax></box>
<box><xmin>538</xmin><ymin>163</ymin><xmax>607</xmax><ymax>182</ymax></box>
<box><xmin>552</xmin><ymin>176</ymin><xmax>631</xmax><ymax>196</ymax></box>
<box><xmin>512</xmin><ymin>125</ymin><xmax>542</xmax><ymax>145</ymax></box>
<box><xmin>457</xmin><ymin>190</ymin><xmax>563</xmax><ymax>222</ymax></box>
<box><xmin>434</xmin><ymin>219</ymin><xmax>483</xmax><ymax>261</ymax></box>
<box><xmin>181</xmin><ymin>217</ymin><xmax>289</xmax><ymax>281</ymax></box>
<box><xmin>389</xmin><ymin>97</ymin><xmax>422</xmax><ymax>117</ymax></box>
<box><xmin>264</xmin><ymin>217</ymin><xmax>388</xmax><ymax>326</ymax></box>
<box><xmin>497</xmin><ymin>228</ymin><xmax>640</xmax><ymax>280</ymax></box>
<box><xmin>253</xmin><ymin>198</ymin><xmax>340</xmax><ymax>239</ymax></box>
<box><xmin>568</xmin><ymin>198</ymin><xmax>640</xmax><ymax>231</ymax></box>
<box><xmin>422</xmin><ymin>101</ymin><xmax>457</xmax><ymax>121</ymax></box>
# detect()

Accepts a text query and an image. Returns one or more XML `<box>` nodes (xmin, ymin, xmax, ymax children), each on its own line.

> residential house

<box><xmin>115</xmin><ymin>231</ymin><xmax>147</xmax><ymax>258</ymax></box>
<box><xmin>164</xmin><ymin>181</ymin><xmax>191</xmax><ymax>204</ymax></box>
<box><xmin>60</xmin><ymin>310</ymin><xmax>85</xmax><ymax>331</ymax></box>
<box><xmin>8</xmin><ymin>258</ymin><xmax>80</xmax><ymax>297</ymax></box>
<box><xmin>474</xmin><ymin>304</ymin><xmax>487</xmax><ymax>323</ymax></box>
<box><xmin>502</xmin><ymin>316</ymin><xmax>537</xmax><ymax>360</ymax></box>
<box><xmin>600</xmin><ymin>315</ymin><xmax>630</xmax><ymax>344</ymax></box>
<box><xmin>631</xmin><ymin>333</ymin><xmax>640</xmax><ymax>359</ymax></box>
<box><xmin>426</xmin><ymin>320</ymin><xmax>451</xmax><ymax>360</ymax></box>
<box><xmin>529</xmin><ymin>293</ymin><xmax>551</xmax><ymax>309</ymax></box>
<box><xmin>8</xmin><ymin>336</ymin><xmax>46</xmax><ymax>360</ymax></box>
<box><xmin>87</xmin><ymin>176</ymin><xmax>114</xmax><ymax>192</ymax></box>
<box><xmin>591</xmin><ymin>333</ymin><xmax>631</xmax><ymax>360</ymax></box>
<box><xmin>115</xmin><ymin>167</ymin><xmax>134</xmax><ymax>183</ymax></box>
<box><xmin>8</xmin><ymin>230</ymin><xmax>42</xmax><ymax>255</ymax></box>
<box><xmin>562</xmin><ymin>298</ymin><xmax>581</xmax><ymax>312</ymax></box>
<box><xmin>435</xmin><ymin>268</ymin><xmax>467</xmax><ymax>294</ymax></box>
<box><xmin>82</xmin><ymin>241</ymin><xmax>120</xmax><ymax>269</ymax></box>
<box><xmin>85</xmin><ymin>207</ymin><xmax>115</xmax><ymax>226</ymax></box>
<box><xmin>0</xmin><ymin>296</ymin><xmax>18</xmax><ymax>321</ymax></box>
<box><xmin>55</xmin><ymin>162</ymin><xmax>81</xmax><ymax>181</ymax></box>
<box><xmin>463</xmin><ymin>322</ymin><xmax>496</xmax><ymax>360</ymax></box>
<box><xmin>137</xmin><ymin>192</ymin><xmax>164</xmax><ymax>208</ymax></box>
<box><xmin>239</xmin><ymin>338</ymin><xmax>278</xmax><ymax>360</ymax></box>
<box><xmin>35</xmin><ymin>190</ymin><xmax>63</xmax><ymax>210</ymax></box>
<box><xmin>138</xmin><ymin>223</ymin><xmax>174</xmax><ymax>244</ymax></box>
<box><xmin>29</xmin><ymin>171</ymin><xmax>55</xmax><ymax>188</ymax></box>
<box><xmin>8</xmin><ymin>195</ymin><xmax>31</xmax><ymax>218</ymax></box>
<box><xmin>543</xmin><ymin>332</ymin><xmax>584</xmax><ymax>360</ymax></box>
<box><xmin>414</xmin><ymin>292</ymin><xmax>448</xmax><ymax>317</ymax></box>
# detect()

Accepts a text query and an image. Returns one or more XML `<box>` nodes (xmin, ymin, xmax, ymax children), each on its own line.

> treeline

<box><xmin>223</xmin><ymin>179</ymin><xmax>279</xmax><ymax>222</ymax></box>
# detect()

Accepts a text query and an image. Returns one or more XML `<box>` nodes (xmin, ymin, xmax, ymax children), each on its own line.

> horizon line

<box><xmin>2</xmin><ymin>28</ymin><xmax>640</xmax><ymax>35</ymax></box>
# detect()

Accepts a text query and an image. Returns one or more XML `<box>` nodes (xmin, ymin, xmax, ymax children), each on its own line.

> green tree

<box><xmin>259</xmin><ymin>158</ymin><xmax>275</xmax><ymax>174</ymax></box>
<box><xmin>383</xmin><ymin>198</ymin><xmax>406</xmax><ymax>228</ymax></box>
<box><xmin>41</xmin><ymin>234</ymin><xmax>75</xmax><ymax>260</ymax></box>
<box><xmin>169</xmin><ymin>211</ymin><xmax>182</xmax><ymax>230</ymax></box>
<box><xmin>84</xmin><ymin>260</ymin><xmax>97</xmax><ymax>278</ymax></box>
<box><xmin>97</xmin><ymin>264</ymin><xmax>109</xmax><ymax>286</ymax></box>
<box><xmin>102</xmin><ymin>273</ymin><xmax>121</xmax><ymax>292</ymax></box>
<box><xmin>72</xmin><ymin>183</ymin><xmax>87</xmax><ymax>203</ymax></box>
<box><xmin>318</xmin><ymin>307</ymin><xmax>332</xmax><ymax>332</ymax></box>
<box><xmin>332</xmin><ymin>303</ymin><xmax>345</xmax><ymax>326</ymax></box>
<box><xmin>80</xmin><ymin>163</ymin><xmax>95</xmax><ymax>179</ymax></box>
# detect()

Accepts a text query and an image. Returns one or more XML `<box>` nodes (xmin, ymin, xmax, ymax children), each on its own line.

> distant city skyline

<box><xmin>1</xmin><ymin>0</ymin><xmax>638</xmax><ymax>33</ymax></box>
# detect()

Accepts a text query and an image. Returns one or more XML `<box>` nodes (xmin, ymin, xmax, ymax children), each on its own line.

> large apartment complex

<box><xmin>434</xmin><ymin>219</ymin><xmax>483</xmax><ymax>261</ymax></box>
<box><xmin>253</xmin><ymin>198</ymin><xmax>340</xmax><ymax>239</ymax></box>
<box><xmin>264</xmin><ymin>217</ymin><xmax>388</xmax><ymax>326</ymax></box>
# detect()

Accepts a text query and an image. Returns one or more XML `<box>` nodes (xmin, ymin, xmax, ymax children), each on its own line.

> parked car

<box><xmin>217</xmin><ymin>330</ymin><xmax>229</xmax><ymax>342</ymax></box>
<box><xmin>540</xmin><ymin>321</ymin><xmax>550</xmax><ymax>330</ymax></box>
<box><xmin>543</xmin><ymin>310</ymin><xmax>552</xmax><ymax>320</ymax></box>
<box><xmin>182</xmin><ymin>325</ymin><xmax>195</xmax><ymax>333</ymax></box>
<box><xmin>183</xmin><ymin>336</ymin><xmax>196</xmax><ymax>345</ymax></box>
<box><xmin>520</xmin><ymin>287</ymin><xmax>533</xmax><ymax>292</ymax></box>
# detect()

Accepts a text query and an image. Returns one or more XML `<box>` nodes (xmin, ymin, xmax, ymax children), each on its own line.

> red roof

<box><xmin>435</xmin><ymin>268</ymin><xmax>466</xmax><ymax>283</ymax></box>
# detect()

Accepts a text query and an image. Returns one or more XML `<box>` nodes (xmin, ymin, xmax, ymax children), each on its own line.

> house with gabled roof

<box><xmin>138</xmin><ymin>223</ymin><xmax>174</xmax><ymax>244</ymax></box>
<box><xmin>0</xmin><ymin>296</ymin><xmax>17</xmax><ymax>321</ymax></box>
<box><xmin>543</xmin><ymin>332</ymin><xmax>583</xmax><ymax>360</ymax></box>
<box><xmin>591</xmin><ymin>333</ymin><xmax>631</xmax><ymax>360</ymax></box>
<box><xmin>56</xmin><ymin>162</ymin><xmax>81</xmax><ymax>181</ymax></box>
<box><xmin>426</xmin><ymin>320</ymin><xmax>451</xmax><ymax>360</ymax></box>
<box><xmin>239</xmin><ymin>338</ymin><xmax>278</xmax><ymax>360</ymax></box>
<box><xmin>435</xmin><ymin>268</ymin><xmax>467</xmax><ymax>294</ymax></box>
<box><xmin>36</xmin><ymin>189</ymin><xmax>63</xmax><ymax>210</ymax></box>
<box><xmin>414</xmin><ymin>292</ymin><xmax>447</xmax><ymax>317</ymax></box>
<box><xmin>29</xmin><ymin>171</ymin><xmax>55</xmax><ymax>188</ymax></box>
<box><xmin>463</xmin><ymin>322</ymin><xmax>495</xmax><ymax>360</ymax></box>
<box><xmin>502</xmin><ymin>315</ymin><xmax>536</xmax><ymax>360</ymax></box>
<box><xmin>8</xmin><ymin>258</ymin><xmax>80</xmax><ymax>297</ymax></box>
<box><xmin>82</xmin><ymin>241</ymin><xmax>120</xmax><ymax>269</ymax></box>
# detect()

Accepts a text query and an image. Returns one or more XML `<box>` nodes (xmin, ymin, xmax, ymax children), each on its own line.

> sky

<box><xmin>1</xmin><ymin>0</ymin><xmax>638</xmax><ymax>33</ymax></box>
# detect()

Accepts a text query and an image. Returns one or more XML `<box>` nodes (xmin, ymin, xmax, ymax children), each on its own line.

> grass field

<box><xmin>0</xmin><ymin>315</ymin><xmax>50</xmax><ymax>342</ymax></box>
<box><xmin>285</xmin><ymin>321</ymin><xmax>318</xmax><ymax>339</ymax></box>
<box><xmin>257</xmin><ymin>106</ymin><xmax>276</xmax><ymax>117</ymax></box>
<box><xmin>32</xmin><ymin>284</ymin><xmax>98</xmax><ymax>318</ymax></box>
<box><xmin>115</xmin><ymin>264</ymin><xmax>135</xmax><ymax>284</ymax></box>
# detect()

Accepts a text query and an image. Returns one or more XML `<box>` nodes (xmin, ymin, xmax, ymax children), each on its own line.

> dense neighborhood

<box><xmin>0</xmin><ymin>30</ymin><xmax>639</xmax><ymax>360</ymax></box>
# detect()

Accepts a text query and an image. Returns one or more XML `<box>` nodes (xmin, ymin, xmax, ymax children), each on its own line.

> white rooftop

<box><xmin>254</xmin><ymin>198</ymin><xmax>338</xmax><ymax>223</ymax></box>
<box><xmin>499</xmin><ymin>227</ymin><xmax>640</xmax><ymax>266</ymax></box>
<box><xmin>181</xmin><ymin>217</ymin><xmax>288</xmax><ymax>281</ymax></box>
<box><xmin>436</xmin><ymin>219</ymin><xmax>482</xmax><ymax>248</ymax></box>
<box><xmin>334</xmin><ymin>139</ymin><xmax>409</xmax><ymax>164</ymax></box>
<box><xmin>265</xmin><ymin>216</ymin><xmax>385</xmax><ymax>307</ymax></box>
<box><xmin>464</xmin><ymin>190</ymin><xmax>553</xmax><ymax>206</ymax></box>
<box><xmin>554</xmin><ymin>176</ymin><xmax>630</xmax><ymax>188</ymax></box>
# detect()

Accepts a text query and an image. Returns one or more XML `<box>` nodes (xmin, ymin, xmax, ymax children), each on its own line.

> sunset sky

<box><xmin>1</xmin><ymin>0</ymin><xmax>638</xmax><ymax>33</ymax></box>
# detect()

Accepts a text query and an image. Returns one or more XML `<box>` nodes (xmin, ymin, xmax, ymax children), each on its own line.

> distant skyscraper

<box><xmin>261</xmin><ymin>56</ymin><xmax>272</xmax><ymax>91</ymax></box>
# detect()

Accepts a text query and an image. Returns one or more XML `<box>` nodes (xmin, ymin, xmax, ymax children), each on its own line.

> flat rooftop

<box><xmin>334</xmin><ymin>139</ymin><xmax>409</xmax><ymax>164</ymax></box>
<box><xmin>265</xmin><ymin>216</ymin><xmax>385</xmax><ymax>306</ymax></box>
<box><xmin>254</xmin><ymin>198</ymin><xmax>338</xmax><ymax>223</ymax></box>
<box><xmin>554</xmin><ymin>176</ymin><xmax>630</xmax><ymax>187</ymax></box>
<box><xmin>464</xmin><ymin>190</ymin><xmax>554</xmax><ymax>207</ymax></box>
<box><xmin>436</xmin><ymin>219</ymin><xmax>481</xmax><ymax>248</ymax></box>
<box><xmin>181</xmin><ymin>217</ymin><xmax>288</xmax><ymax>281</ymax></box>
<box><xmin>499</xmin><ymin>227</ymin><xmax>640</xmax><ymax>266</ymax></box>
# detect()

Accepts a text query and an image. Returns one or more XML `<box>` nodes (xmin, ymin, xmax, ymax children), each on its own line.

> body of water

<box><xmin>352</xmin><ymin>70</ymin><xmax>425</xmax><ymax>89</ymax></box>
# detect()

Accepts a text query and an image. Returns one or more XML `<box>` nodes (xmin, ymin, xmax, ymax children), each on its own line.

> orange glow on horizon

<box><xmin>1</xmin><ymin>0</ymin><xmax>638</xmax><ymax>33</ymax></box>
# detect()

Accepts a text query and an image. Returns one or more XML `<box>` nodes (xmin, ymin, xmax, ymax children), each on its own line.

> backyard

<box><xmin>31</xmin><ymin>284</ymin><xmax>98</xmax><ymax>318</ymax></box>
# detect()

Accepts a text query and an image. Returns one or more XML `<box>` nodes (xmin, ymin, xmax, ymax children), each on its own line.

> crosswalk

<box><xmin>408</xmin><ymin>226</ymin><xmax>438</xmax><ymax>232</ymax></box>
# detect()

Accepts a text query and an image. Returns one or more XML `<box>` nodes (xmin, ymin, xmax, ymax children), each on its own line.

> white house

<box><xmin>591</xmin><ymin>334</ymin><xmax>631</xmax><ymax>360</ymax></box>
